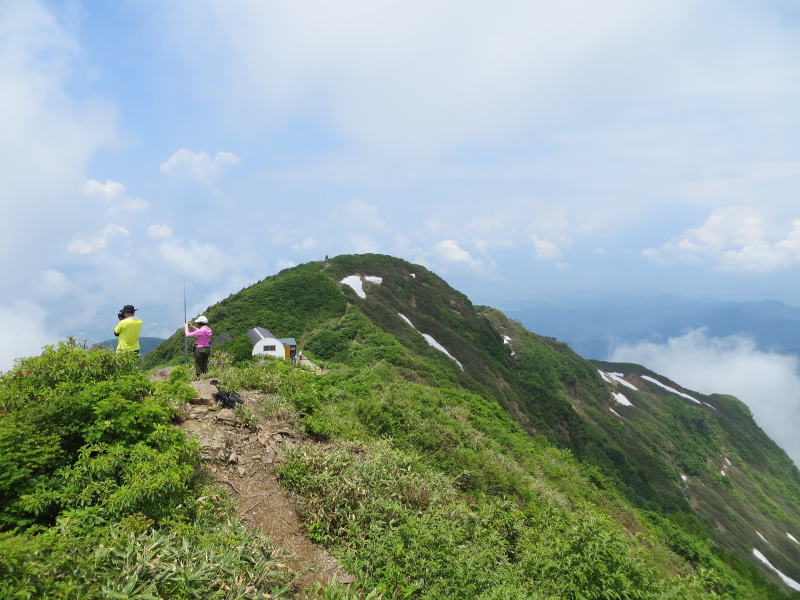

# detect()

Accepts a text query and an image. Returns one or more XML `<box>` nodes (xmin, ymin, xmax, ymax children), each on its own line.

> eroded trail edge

<box><xmin>173</xmin><ymin>378</ymin><xmax>353</xmax><ymax>592</ymax></box>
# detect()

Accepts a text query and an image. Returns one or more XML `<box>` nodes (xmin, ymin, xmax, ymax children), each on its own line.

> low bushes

<box><xmin>0</xmin><ymin>342</ymin><xmax>295</xmax><ymax>598</ymax></box>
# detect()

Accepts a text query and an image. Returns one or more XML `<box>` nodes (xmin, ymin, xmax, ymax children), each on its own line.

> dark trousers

<box><xmin>194</xmin><ymin>346</ymin><xmax>210</xmax><ymax>376</ymax></box>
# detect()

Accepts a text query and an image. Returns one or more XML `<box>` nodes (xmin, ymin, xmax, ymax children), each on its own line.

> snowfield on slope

<box><xmin>599</xmin><ymin>371</ymin><xmax>639</xmax><ymax>391</ymax></box>
<box><xmin>752</xmin><ymin>549</ymin><xmax>800</xmax><ymax>591</ymax></box>
<box><xmin>340</xmin><ymin>275</ymin><xmax>366</xmax><ymax>299</ymax></box>
<box><xmin>340</xmin><ymin>275</ymin><xmax>383</xmax><ymax>299</ymax></box>
<box><xmin>397</xmin><ymin>313</ymin><xmax>463</xmax><ymax>370</ymax></box>
<box><xmin>641</xmin><ymin>375</ymin><xmax>701</xmax><ymax>405</ymax></box>
<box><xmin>398</xmin><ymin>313</ymin><xmax>415</xmax><ymax>328</ymax></box>
<box><xmin>422</xmin><ymin>334</ymin><xmax>464</xmax><ymax>370</ymax></box>
<box><xmin>612</xmin><ymin>392</ymin><xmax>633</xmax><ymax>407</ymax></box>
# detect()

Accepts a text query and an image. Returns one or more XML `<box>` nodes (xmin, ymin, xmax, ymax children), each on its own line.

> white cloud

<box><xmin>0</xmin><ymin>0</ymin><xmax>116</xmax><ymax>288</ymax></box>
<box><xmin>147</xmin><ymin>224</ymin><xmax>173</xmax><ymax>239</ymax></box>
<box><xmin>645</xmin><ymin>206</ymin><xmax>800</xmax><ymax>272</ymax></box>
<box><xmin>433</xmin><ymin>239</ymin><xmax>480</xmax><ymax>267</ymax></box>
<box><xmin>291</xmin><ymin>237</ymin><xmax>317</xmax><ymax>251</ymax></box>
<box><xmin>339</xmin><ymin>200</ymin><xmax>387</xmax><ymax>231</ymax></box>
<box><xmin>276</xmin><ymin>259</ymin><xmax>297</xmax><ymax>270</ymax></box>
<box><xmin>167</xmin><ymin>1</ymin><xmax>710</xmax><ymax>156</ymax></box>
<box><xmin>160</xmin><ymin>148</ymin><xmax>242</xmax><ymax>183</ymax></box>
<box><xmin>0</xmin><ymin>301</ymin><xmax>55</xmax><ymax>371</ymax></box>
<box><xmin>82</xmin><ymin>179</ymin><xmax>148</xmax><ymax>213</ymax></box>
<box><xmin>610</xmin><ymin>329</ymin><xmax>800</xmax><ymax>468</ymax></box>
<box><xmin>158</xmin><ymin>239</ymin><xmax>234</xmax><ymax>281</ymax></box>
<box><xmin>82</xmin><ymin>179</ymin><xmax>125</xmax><ymax>200</ymax></box>
<box><xmin>36</xmin><ymin>269</ymin><xmax>72</xmax><ymax>298</ymax></box>
<box><xmin>682</xmin><ymin>162</ymin><xmax>800</xmax><ymax>207</ymax></box>
<box><xmin>531</xmin><ymin>235</ymin><xmax>564</xmax><ymax>261</ymax></box>
<box><xmin>67</xmin><ymin>224</ymin><xmax>129</xmax><ymax>255</ymax></box>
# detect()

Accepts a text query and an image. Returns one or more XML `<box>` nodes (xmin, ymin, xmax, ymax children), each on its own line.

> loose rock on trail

<box><xmin>161</xmin><ymin>374</ymin><xmax>353</xmax><ymax>592</ymax></box>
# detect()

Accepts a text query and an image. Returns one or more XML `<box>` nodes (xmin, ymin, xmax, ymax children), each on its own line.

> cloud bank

<box><xmin>0</xmin><ymin>301</ymin><xmax>55</xmax><ymax>371</ymax></box>
<box><xmin>644</xmin><ymin>206</ymin><xmax>800</xmax><ymax>272</ymax></box>
<box><xmin>610</xmin><ymin>329</ymin><xmax>800</xmax><ymax>467</ymax></box>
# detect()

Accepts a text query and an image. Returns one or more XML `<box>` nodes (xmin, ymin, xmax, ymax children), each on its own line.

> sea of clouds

<box><xmin>611</xmin><ymin>328</ymin><xmax>800</xmax><ymax>468</ymax></box>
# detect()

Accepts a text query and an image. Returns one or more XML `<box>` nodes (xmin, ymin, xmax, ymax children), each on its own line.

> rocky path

<box><xmin>175</xmin><ymin>379</ymin><xmax>353</xmax><ymax>593</ymax></box>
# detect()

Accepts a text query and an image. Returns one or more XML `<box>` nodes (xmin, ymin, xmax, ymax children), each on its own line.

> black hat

<box><xmin>122</xmin><ymin>305</ymin><xmax>138</xmax><ymax>313</ymax></box>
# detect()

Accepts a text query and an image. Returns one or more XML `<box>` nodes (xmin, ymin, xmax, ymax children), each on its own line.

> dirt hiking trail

<box><xmin>158</xmin><ymin>372</ymin><xmax>354</xmax><ymax>594</ymax></box>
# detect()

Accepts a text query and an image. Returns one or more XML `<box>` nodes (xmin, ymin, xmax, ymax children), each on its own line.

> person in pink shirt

<box><xmin>185</xmin><ymin>315</ymin><xmax>213</xmax><ymax>376</ymax></box>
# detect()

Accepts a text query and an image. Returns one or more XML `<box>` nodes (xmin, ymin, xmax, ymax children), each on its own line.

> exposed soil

<box><xmin>169</xmin><ymin>378</ymin><xmax>353</xmax><ymax>594</ymax></box>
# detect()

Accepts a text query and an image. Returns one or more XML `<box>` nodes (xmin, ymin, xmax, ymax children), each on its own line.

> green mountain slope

<box><xmin>142</xmin><ymin>253</ymin><xmax>800</xmax><ymax>594</ymax></box>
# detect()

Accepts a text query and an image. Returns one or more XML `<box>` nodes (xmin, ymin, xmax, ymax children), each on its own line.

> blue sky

<box><xmin>2</xmin><ymin>0</ymin><xmax>800</xmax><ymax>369</ymax></box>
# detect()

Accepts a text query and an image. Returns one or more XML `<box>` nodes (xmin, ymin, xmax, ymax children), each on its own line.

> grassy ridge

<box><xmin>139</xmin><ymin>253</ymin><xmax>800</xmax><ymax>593</ymax></box>
<box><xmin>206</xmin><ymin>356</ymin><xmax>793</xmax><ymax>598</ymax></box>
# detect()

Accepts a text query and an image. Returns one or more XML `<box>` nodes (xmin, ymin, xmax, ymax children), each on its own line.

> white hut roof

<box><xmin>247</xmin><ymin>327</ymin><xmax>277</xmax><ymax>343</ymax></box>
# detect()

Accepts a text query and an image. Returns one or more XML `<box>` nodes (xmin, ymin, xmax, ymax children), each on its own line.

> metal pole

<box><xmin>183</xmin><ymin>283</ymin><xmax>188</xmax><ymax>366</ymax></box>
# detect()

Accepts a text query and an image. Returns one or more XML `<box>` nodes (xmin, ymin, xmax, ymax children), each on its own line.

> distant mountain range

<box><xmin>507</xmin><ymin>298</ymin><xmax>800</xmax><ymax>360</ymax></box>
<box><xmin>99</xmin><ymin>336</ymin><xmax>165</xmax><ymax>356</ymax></box>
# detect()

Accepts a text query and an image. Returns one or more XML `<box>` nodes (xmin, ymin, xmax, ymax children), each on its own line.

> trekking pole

<box><xmin>183</xmin><ymin>283</ymin><xmax>188</xmax><ymax>366</ymax></box>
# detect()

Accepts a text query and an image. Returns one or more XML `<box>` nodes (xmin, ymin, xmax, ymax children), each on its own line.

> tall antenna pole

<box><xmin>183</xmin><ymin>283</ymin><xmax>188</xmax><ymax>366</ymax></box>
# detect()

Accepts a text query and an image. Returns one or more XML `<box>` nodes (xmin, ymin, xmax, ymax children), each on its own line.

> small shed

<box><xmin>248</xmin><ymin>327</ymin><xmax>296</xmax><ymax>360</ymax></box>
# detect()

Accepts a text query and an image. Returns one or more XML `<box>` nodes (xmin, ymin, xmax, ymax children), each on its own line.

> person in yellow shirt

<box><xmin>114</xmin><ymin>304</ymin><xmax>143</xmax><ymax>354</ymax></box>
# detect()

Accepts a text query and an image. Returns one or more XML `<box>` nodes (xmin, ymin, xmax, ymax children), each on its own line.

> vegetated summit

<box><xmin>147</xmin><ymin>253</ymin><xmax>800</xmax><ymax>594</ymax></box>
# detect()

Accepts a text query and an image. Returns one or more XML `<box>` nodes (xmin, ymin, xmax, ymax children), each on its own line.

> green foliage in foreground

<box><xmin>0</xmin><ymin>343</ymin><xmax>295</xmax><ymax>598</ymax></box>
<box><xmin>211</xmin><ymin>359</ymin><xmax>795</xmax><ymax>600</ymax></box>
<box><xmin>279</xmin><ymin>443</ymin><xmax>700</xmax><ymax>600</ymax></box>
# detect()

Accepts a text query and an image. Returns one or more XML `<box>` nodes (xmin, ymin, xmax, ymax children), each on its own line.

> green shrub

<box><xmin>0</xmin><ymin>343</ymin><xmax>297</xmax><ymax>597</ymax></box>
<box><xmin>0</xmin><ymin>499</ymin><xmax>295</xmax><ymax>599</ymax></box>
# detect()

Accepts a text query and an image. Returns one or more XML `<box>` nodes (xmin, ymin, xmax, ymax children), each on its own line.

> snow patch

<box><xmin>503</xmin><ymin>335</ymin><xmax>512</xmax><ymax>345</ymax></box>
<box><xmin>364</xmin><ymin>275</ymin><xmax>383</xmax><ymax>285</ymax></box>
<box><xmin>788</xmin><ymin>533</ymin><xmax>800</xmax><ymax>545</ymax></box>
<box><xmin>720</xmin><ymin>470</ymin><xmax>726</xmax><ymax>477</ymax></box>
<box><xmin>398</xmin><ymin>311</ymin><xmax>462</xmax><ymax>370</ymax></box>
<box><xmin>752</xmin><ymin>548</ymin><xmax>800</xmax><ymax>591</ymax></box>
<box><xmin>410</xmin><ymin>273</ymin><xmax>416</xmax><ymax>278</ymax></box>
<box><xmin>422</xmin><ymin>333</ymin><xmax>463</xmax><ymax>370</ymax></box>
<box><xmin>724</xmin><ymin>457</ymin><xmax>732</xmax><ymax>467</ymax></box>
<box><xmin>398</xmin><ymin>313</ymin><xmax>415</xmax><ymax>328</ymax></box>
<box><xmin>340</xmin><ymin>275</ymin><xmax>366</xmax><ymax>299</ymax></box>
<box><xmin>609</xmin><ymin>408</ymin><xmax>622</xmax><ymax>418</ymax></box>
<box><xmin>756</xmin><ymin>531</ymin><xmax>769</xmax><ymax>544</ymax></box>
<box><xmin>598</xmin><ymin>370</ymin><xmax>612</xmax><ymax>383</ymax></box>
<box><xmin>703</xmin><ymin>401</ymin><xmax>718</xmax><ymax>411</ymax></box>
<box><xmin>680</xmin><ymin>474</ymin><xmax>688</xmax><ymax>482</ymax></box>
<box><xmin>641</xmin><ymin>375</ymin><xmax>701</xmax><ymax>405</ymax></box>
<box><xmin>612</xmin><ymin>392</ymin><xmax>633</xmax><ymax>407</ymax></box>
<box><xmin>605</xmin><ymin>371</ymin><xmax>639</xmax><ymax>391</ymax></box>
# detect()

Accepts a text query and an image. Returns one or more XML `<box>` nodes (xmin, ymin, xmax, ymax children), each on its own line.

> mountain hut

<box><xmin>247</xmin><ymin>327</ymin><xmax>296</xmax><ymax>359</ymax></box>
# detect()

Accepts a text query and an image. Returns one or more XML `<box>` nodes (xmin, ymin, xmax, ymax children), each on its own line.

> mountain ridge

<box><xmin>142</xmin><ymin>253</ymin><xmax>800</xmax><ymax>594</ymax></box>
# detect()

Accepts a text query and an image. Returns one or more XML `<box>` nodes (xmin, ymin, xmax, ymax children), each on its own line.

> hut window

<box><xmin>264</xmin><ymin>345</ymin><xmax>276</xmax><ymax>351</ymax></box>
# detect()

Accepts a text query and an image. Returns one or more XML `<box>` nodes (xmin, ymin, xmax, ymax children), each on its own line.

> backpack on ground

<box><xmin>214</xmin><ymin>390</ymin><xmax>243</xmax><ymax>409</ymax></box>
